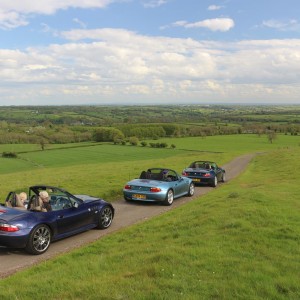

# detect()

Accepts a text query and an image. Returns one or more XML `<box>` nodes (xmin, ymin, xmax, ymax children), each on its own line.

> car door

<box><xmin>55</xmin><ymin>197</ymin><xmax>95</xmax><ymax>236</ymax></box>
<box><xmin>213</xmin><ymin>164</ymin><xmax>223</xmax><ymax>181</ymax></box>
<box><xmin>170</xmin><ymin>171</ymin><xmax>188</xmax><ymax>197</ymax></box>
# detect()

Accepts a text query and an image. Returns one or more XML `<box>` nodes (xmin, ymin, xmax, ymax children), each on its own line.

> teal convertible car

<box><xmin>123</xmin><ymin>168</ymin><xmax>195</xmax><ymax>206</ymax></box>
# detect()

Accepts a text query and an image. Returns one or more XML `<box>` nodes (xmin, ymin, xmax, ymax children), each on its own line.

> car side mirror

<box><xmin>73</xmin><ymin>202</ymin><xmax>79</xmax><ymax>208</ymax></box>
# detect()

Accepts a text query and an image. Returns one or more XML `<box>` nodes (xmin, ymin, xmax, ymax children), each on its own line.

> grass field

<box><xmin>0</xmin><ymin>148</ymin><xmax>300</xmax><ymax>299</ymax></box>
<box><xmin>148</xmin><ymin>134</ymin><xmax>300</xmax><ymax>155</ymax></box>
<box><xmin>0</xmin><ymin>134</ymin><xmax>298</xmax><ymax>200</ymax></box>
<box><xmin>0</xmin><ymin>142</ymin><xmax>299</xmax><ymax>299</ymax></box>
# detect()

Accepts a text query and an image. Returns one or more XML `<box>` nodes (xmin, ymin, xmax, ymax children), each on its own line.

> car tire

<box><xmin>25</xmin><ymin>224</ymin><xmax>51</xmax><ymax>255</ymax></box>
<box><xmin>211</xmin><ymin>176</ymin><xmax>218</xmax><ymax>187</ymax></box>
<box><xmin>163</xmin><ymin>189</ymin><xmax>174</xmax><ymax>206</ymax></box>
<box><xmin>124</xmin><ymin>196</ymin><xmax>131</xmax><ymax>202</ymax></box>
<box><xmin>96</xmin><ymin>205</ymin><xmax>113</xmax><ymax>229</ymax></box>
<box><xmin>187</xmin><ymin>182</ymin><xmax>195</xmax><ymax>196</ymax></box>
<box><xmin>221</xmin><ymin>172</ymin><xmax>226</xmax><ymax>182</ymax></box>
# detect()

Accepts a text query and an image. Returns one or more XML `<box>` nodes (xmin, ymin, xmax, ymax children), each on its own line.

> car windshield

<box><xmin>29</xmin><ymin>186</ymin><xmax>82</xmax><ymax>211</ymax></box>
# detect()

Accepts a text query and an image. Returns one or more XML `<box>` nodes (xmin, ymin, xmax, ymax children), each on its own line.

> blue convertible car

<box><xmin>182</xmin><ymin>161</ymin><xmax>226</xmax><ymax>187</ymax></box>
<box><xmin>0</xmin><ymin>185</ymin><xmax>114</xmax><ymax>255</ymax></box>
<box><xmin>123</xmin><ymin>168</ymin><xmax>195</xmax><ymax>206</ymax></box>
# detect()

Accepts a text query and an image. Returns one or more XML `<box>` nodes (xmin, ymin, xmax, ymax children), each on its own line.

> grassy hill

<box><xmin>0</xmin><ymin>136</ymin><xmax>299</xmax><ymax>299</ymax></box>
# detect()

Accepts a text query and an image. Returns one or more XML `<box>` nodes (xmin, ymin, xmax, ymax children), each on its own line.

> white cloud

<box><xmin>0</xmin><ymin>29</ymin><xmax>300</xmax><ymax>105</ymax></box>
<box><xmin>73</xmin><ymin>18</ymin><xmax>87</xmax><ymax>29</ymax></box>
<box><xmin>208</xmin><ymin>5</ymin><xmax>223</xmax><ymax>11</ymax></box>
<box><xmin>262</xmin><ymin>19</ymin><xmax>300</xmax><ymax>32</ymax></box>
<box><xmin>143</xmin><ymin>0</ymin><xmax>168</xmax><ymax>8</ymax></box>
<box><xmin>172</xmin><ymin>18</ymin><xmax>235</xmax><ymax>32</ymax></box>
<box><xmin>0</xmin><ymin>0</ymin><xmax>115</xmax><ymax>29</ymax></box>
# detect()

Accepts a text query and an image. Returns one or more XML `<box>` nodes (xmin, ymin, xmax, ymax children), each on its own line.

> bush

<box><xmin>129</xmin><ymin>136</ymin><xmax>139</xmax><ymax>146</ymax></box>
<box><xmin>2</xmin><ymin>152</ymin><xmax>18</xmax><ymax>158</ymax></box>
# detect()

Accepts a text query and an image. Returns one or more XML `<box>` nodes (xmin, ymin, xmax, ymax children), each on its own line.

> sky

<box><xmin>0</xmin><ymin>0</ymin><xmax>300</xmax><ymax>106</ymax></box>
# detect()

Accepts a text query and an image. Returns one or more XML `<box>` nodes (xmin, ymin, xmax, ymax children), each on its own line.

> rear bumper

<box><xmin>189</xmin><ymin>177</ymin><xmax>212</xmax><ymax>185</ymax></box>
<box><xmin>123</xmin><ymin>191</ymin><xmax>165</xmax><ymax>202</ymax></box>
<box><xmin>0</xmin><ymin>232</ymin><xmax>29</xmax><ymax>249</ymax></box>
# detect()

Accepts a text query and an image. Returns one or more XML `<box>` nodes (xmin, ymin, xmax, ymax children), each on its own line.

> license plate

<box><xmin>133</xmin><ymin>194</ymin><xmax>146</xmax><ymax>200</ymax></box>
<box><xmin>193</xmin><ymin>178</ymin><xmax>201</xmax><ymax>182</ymax></box>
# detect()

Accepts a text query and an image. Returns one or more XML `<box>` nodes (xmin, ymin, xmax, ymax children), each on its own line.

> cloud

<box><xmin>143</xmin><ymin>0</ymin><xmax>168</xmax><ymax>8</ymax></box>
<box><xmin>0</xmin><ymin>28</ymin><xmax>300</xmax><ymax>105</ymax></box>
<box><xmin>172</xmin><ymin>18</ymin><xmax>235</xmax><ymax>32</ymax></box>
<box><xmin>0</xmin><ymin>10</ymin><xmax>28</xmax><ymax>29</ymax></box>
<box><xmin>262</xmin><ymin>19</ymin><xmax>300</xmax><ymax>32</ymax></box>
<box><xmin>73</xmin><ymin>18</ymin><xmax>87</xmax><ymax>29</ymax></box>
<box><xmin>0</xmin><ymin>1</ymin><xmax>115</xmax><ymax>29</ymax></box>
<box><xmin>208</xmin><ymin>5</ymin><xmax>223</xmax><ymax>11</ymax></box>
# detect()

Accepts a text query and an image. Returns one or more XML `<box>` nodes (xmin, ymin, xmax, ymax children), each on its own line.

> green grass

<box><xmin>0</xmin><ymin>146</ymin><xmax>226</xmax><ymax>200</ymax></box>
<box><xmin>148</xmin><ymin>134</ymin><xmax>300</xmax><ymax>155</ymax></box>
<box><xmin>0</xmin><ymin>134</ymin><xmax>298</xmax><ymax>200</ymax></box>
<box><xmin>0</xmin><ymin>142</ymin><xmax>97</xmax><ymax>153</ymax></box>
<box><xmin>0</xmin><ymin>147</ymin><xmax>299</xmax><ymax>299</ymax></box>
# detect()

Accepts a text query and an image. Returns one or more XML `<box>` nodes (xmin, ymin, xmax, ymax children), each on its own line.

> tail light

<box><xmin>182</xmin><ymin>172</ymin><xmax>187</xmax><ymax>176</ymax></box>
<box><xmin>150</xmin><ymin>187</ymin><xmax>161</xmax><ymax>192</ymax></box>
<box><xmin>124</xmin><ymin>185</ymin><xmax>132</xmax><ymax>190</ymax></box>
<box><xmin>203</xmin><ymin>173</ymin><xmax>211</xmax><ymax>177</ymax></box>
<box><xmin>0</xmin><ymin>223</ymin><xmax>19</xmax><ymax>232</ymax></box>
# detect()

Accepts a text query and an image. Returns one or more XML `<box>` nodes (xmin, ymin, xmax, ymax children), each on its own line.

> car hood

<box><xmin>75</xmin><ymin>195</ymin><xmax>108</xmax><ymax>205</ymax></box>
<box><xmin>75</xmin><ymin>194</ymin><xmax>100</xmax><ymax>201</ymax></box>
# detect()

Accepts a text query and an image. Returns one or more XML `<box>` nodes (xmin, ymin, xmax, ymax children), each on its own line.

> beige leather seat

<box><xmin>15</xmin><ymin>194</ymin><xmax>26</xmax><ymax>210</ymax></box>
<box><xmin>29</xmin><ymin>195</ymin><xmax>43</xmax><ymax>211</ymax></box>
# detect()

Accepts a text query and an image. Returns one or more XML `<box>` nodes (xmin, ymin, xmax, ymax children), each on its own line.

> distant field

<box><xmin>0</xmin><ymin>142</ymin><xmax>97</xmax><ymax>153</ymax></box>
<box><xmin>0</xmin><ymin>134</ymin><xmax>299</xmax><ymax>200</ymax></box>
<box><xmin>148</xmin><ymin>134</ymin><xmax>300</xmax><ymax>155</ymax></box>
<box><xmin>0</xmin><ymin>146</ymin><xmax>299</xmax><ymax>299</ymax></box>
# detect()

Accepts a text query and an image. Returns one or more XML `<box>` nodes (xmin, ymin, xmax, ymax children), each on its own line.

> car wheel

<box><xmin>211</xmin><ymin>176</ymin><xmax>218</xmax><ymax>187</ymax></box>
<box><xmin>221</xmin><ymin>172</ymin><xmax>226</xmax><ymax>182</ymax></box>
<box><xmin>97</xmin><ymin>205</ymin><xmax>113</xmax><ymax>229</ymax></box>
<box><xmin>124</xmin><ymin>196</ymin><xmax>131</xmax><ymax>202</ymax></box>
<box><xmin>163</xmin><ymin>189</ymin><xmax>174</xmax><ymax>206</ymax></box>
<box><xmin>187</xmin><ymin>182</ymin><xmax>195</xmax><ymax>196</ymax></box>
<box><xmin>25</xmin><ymin>224</ymin><xmax>51</xmax><ymax>255</ymax></box>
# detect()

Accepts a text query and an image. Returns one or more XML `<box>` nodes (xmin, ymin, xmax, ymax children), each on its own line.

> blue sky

<box><xmin>0</xmin><ymin>0</ymin><xmax>300</xmax><ymax>105</ymax></box>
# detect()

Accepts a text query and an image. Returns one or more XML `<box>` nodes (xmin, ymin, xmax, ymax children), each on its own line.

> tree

<box><xmin>129</xmin><ymin>136</ymin><xmax>139</xmax><ymax>146</ymax></box>
<box><xmin>93</xmin><ymin>127</ymin><xmax>125</xmax><ymax>142</ymax></box>
<box><xmin>267</xmin><ymin>131</ymin><xmax>277</xmax><ymax>144</ymax></box>
<box><xmin>40</xmin><ymin>139</ymin><xmax>47</xmax><ymax>150</ymax></box>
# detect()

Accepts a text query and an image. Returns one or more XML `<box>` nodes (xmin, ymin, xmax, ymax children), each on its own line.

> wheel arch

<box><xmin>27</xmin><ymin>222</ymin><xmax>55</xmax><ymax>243</ymax></box>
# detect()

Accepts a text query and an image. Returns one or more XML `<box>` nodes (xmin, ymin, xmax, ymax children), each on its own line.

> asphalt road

<box><xmin>0</xmin><ymin>153</ymin><xmax>254</xmax><ymax>279</ymax></box>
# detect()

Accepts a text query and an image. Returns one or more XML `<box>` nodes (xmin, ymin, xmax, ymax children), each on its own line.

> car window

<box><xmin>168</xmin><ymin>170</ymin><xmax>178</xmax><ymax>181</ymax></box>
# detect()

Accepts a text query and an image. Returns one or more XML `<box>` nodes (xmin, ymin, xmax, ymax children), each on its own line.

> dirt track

<box><xmin>0</xmin><ymin>153</ymin><xmax>254</xmax><ymax>279</ymax></box>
